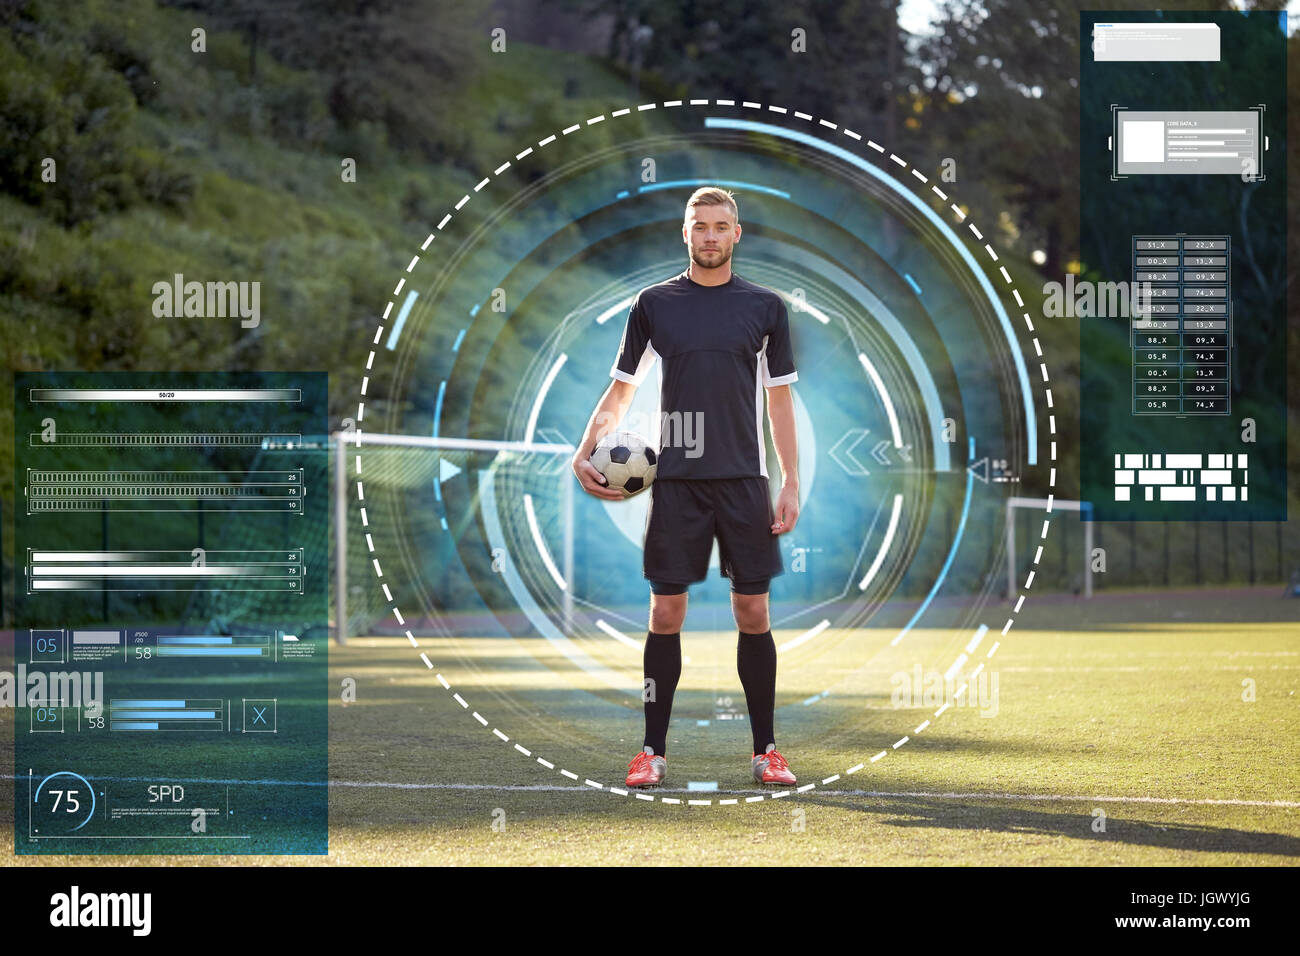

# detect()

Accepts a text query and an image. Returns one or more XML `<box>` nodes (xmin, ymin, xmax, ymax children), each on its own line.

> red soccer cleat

<box><xmin>626</xmin><ymin>747</ymin><xmax>667</xmax><ymax>787</ymax></box>
<box><xmin>752</xmin><ymin>746</ymin><xmax>796</xmax><ymax>785</ymax></box>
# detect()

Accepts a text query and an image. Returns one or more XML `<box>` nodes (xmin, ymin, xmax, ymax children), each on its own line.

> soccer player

<box><xmin>571</xmin><ymin>186</ymin><xmax>800</xmax><ymax>788</ymax></box>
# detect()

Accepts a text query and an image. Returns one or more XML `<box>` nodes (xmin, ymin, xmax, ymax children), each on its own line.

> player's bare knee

<box><xmin>649</xmin><ymin>593</ymin><xmax>687</xmax><ymax>633</ymax></box>
<box><xmin>732</xmin><ymin>593</ymin><xmax>769</xmax><ymax>633</ymax></box>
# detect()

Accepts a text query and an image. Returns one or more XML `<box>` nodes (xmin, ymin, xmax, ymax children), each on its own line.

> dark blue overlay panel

<box><xmin>1079</xmin><ymin>11</ymin><xmax>1287</xmax><ymax>521</ymax></box>
<box><xmin>14</xmin><ymin>371</ymin><xmax>328</xmax><ymax>854</ymax></box>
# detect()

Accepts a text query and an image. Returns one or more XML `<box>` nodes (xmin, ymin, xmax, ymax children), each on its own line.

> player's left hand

<box><xmin>771</xmin><ymin>484</ymin><xmax>799</xmax><ymax>535</ymax></box>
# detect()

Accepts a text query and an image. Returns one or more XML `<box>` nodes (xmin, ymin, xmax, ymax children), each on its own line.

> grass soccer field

<box><xmin>2</xmin><ymin>587</ymin><xmax>1297</xmax><ymax>867</ymax></box>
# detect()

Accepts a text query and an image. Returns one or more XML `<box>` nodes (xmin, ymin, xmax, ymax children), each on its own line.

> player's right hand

<box><xmin>573</xmin><ymin>456</ymin><xmax>624</xmax><ymax>500</ymax></box>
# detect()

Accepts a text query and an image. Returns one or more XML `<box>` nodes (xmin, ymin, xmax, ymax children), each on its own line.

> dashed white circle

<box><xmin>352</xmin><ymin>97</ymin><xmax>1058</xmax><ymax>806</ymax></box>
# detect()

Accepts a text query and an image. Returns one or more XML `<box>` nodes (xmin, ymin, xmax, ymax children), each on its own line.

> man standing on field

<box><xmin>571</xmin><ymin>186</ymin><xmax>800</xmax><ymax>788</ymax></box>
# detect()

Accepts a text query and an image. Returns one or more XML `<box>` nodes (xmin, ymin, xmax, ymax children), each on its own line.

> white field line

<box><xmin>3</xmin><ymin>775</ymin><xmax>1292</xmax><ymax>807</ymax></box>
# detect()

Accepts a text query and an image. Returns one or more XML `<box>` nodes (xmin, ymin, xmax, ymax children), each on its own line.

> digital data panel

<box><xmin>13</xmin><ymin>371</ymin><xmax>328</xmax><ymax>854</ymax></box>
<box><xmin>1131</xmin><ymin>235</ymin><xmax>1231</xmax><ymax>416</ymax></box>
<box><xmin>1080</xmin><ymin>10</ymin><xmax>1288</xmax><ymax>521</ymax></box>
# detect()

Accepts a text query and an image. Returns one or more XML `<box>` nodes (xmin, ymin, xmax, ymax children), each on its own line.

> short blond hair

<box><xmin>684</xmin><ymin>186</ymin><xmax>738</xmax><ymax>223</ymax></box>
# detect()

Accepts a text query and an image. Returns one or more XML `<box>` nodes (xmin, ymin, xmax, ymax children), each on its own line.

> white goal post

<box><xmin>1005</xmin><ymin>496</ymin><xmax>1095</xmax><ymax>600</ymax></box>
<box><xmin>333</xmin><ymin>430</ymin><xmax>575</xmax><ymax>644</ymax></box>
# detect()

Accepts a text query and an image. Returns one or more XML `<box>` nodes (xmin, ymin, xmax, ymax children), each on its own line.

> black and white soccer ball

<box><xmin>589</xmin><ymin>430</ymin><xmax>657</xmax><ymax>497</ymax></box>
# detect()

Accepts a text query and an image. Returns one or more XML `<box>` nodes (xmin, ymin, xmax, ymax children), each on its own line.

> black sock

<box><xmin>642</xmin><ymin>631</ymin><xmax>681</xmax><ymax>757</ymax></box>
<box><xmin>737</xmin><ymin>630</ymin><xmax>777</xmax><ymax>754</ymax></box>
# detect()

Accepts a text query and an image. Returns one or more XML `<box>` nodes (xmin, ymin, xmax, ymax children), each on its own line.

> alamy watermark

<box><xmin>890</xmin><ymin>665</ymin><xmax>998</xmax><ymax>718</ymax></box>
<box><xmin>1042</xmin><ymin>275</ymin><xmax>1152</xmax><ymax>319</ymax></box>
<box><xmin>597</xmin><ymin>409</ymin><xmax>704</xmax><ymax>458</ymax></box>
<box><xmin>0</xmin><ymin>666</ymin><xmax>104</xmax><ymax>717</ymax></box>
<box><xmin>50</xmin><ymin>885</ymin><xmax>151</xmax><ymax>936</ymax></box>
<box><xmin>151</xmin><ymin>273</ymin><xmax>261</xmax><ymax>328</ymax></box>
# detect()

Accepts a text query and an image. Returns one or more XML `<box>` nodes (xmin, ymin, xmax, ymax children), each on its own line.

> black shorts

<box><xmin>643</xmin><ymin>477</ymin><xmax>784</xmax><ymax>594</ymax></box>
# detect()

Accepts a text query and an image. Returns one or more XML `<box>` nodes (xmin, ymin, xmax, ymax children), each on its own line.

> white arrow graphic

<box><xmin>829</xmin><ymin>428</ymin><xmax>873</xmax><ymax>476</ymax></box>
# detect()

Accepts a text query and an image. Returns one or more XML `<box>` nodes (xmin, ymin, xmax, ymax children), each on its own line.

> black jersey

<box><xmin>609</xmin><ymin>269</ymin><xmax>798</xmax><ymax>480</ymax></box>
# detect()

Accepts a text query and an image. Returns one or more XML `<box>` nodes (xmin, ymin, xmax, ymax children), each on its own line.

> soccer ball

<box><xmin>589</xmin><ymin>430</ymin><xmax>657</xmax><ymax>497</ymax></box>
